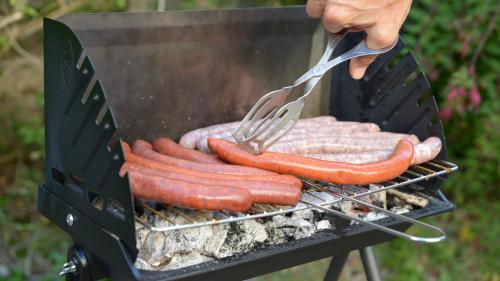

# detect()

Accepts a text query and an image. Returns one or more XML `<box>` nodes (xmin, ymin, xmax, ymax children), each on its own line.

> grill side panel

<box><xmin>42</xmin><ymin>17</ymin><xmax>137</xmax><ymax>260</ymax></box>
<box><xmin>329</xmin><ymin>33</ymin><xmax>447</xmax><ymax>195</ymax></box>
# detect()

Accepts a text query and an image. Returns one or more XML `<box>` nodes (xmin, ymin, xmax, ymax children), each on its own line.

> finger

<box><xmin>349</xmin><ymin>54</ymin><xmax>377</xmax><ymax>80</ymax></box>
<box><xmin>322</xmin><ymin>4</ymin><xmax>351</xmax><ymax>33</ymax></box>
<box><xmin>306</xmin><ymin>0</ymin><xmax>325</xmax><ymax>18</ymax></box>
<box><xmin>365</xmin><ymin>24</ymin><xmax>399</xmax><ymax>50</ymax></box>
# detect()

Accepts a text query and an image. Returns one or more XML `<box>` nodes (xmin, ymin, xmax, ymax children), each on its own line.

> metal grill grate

<box><xmin>135</xmin><ymin>159</ymin><xmax>457</xmax><ymax>235</ymax></box>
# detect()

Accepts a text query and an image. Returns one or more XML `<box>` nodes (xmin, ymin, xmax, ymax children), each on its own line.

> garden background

<box><xmin>0</xmin><ymin>0</ymin><xmax>498</xmax><ymax>280</ymax></box>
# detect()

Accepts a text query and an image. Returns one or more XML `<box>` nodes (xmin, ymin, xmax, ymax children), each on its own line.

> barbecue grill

<box><xmin>38</xmin><ymin>6</ymin><xmax>457</xmax><ymax>281</ymax></box>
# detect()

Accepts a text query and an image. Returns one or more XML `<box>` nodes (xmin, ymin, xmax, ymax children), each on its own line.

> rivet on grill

<box><xmin>66</xmin><ymin>213</ymin><xmax>75</xmax><ymax>227</ymax></box>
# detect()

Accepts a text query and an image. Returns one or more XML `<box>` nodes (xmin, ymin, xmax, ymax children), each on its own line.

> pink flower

<box><xmin>447</xmin><ymin>87</ymin><xmax>459</xmax><ymax>101</ymax></box>
<box><xmin>438</xmin><ymin>107</ymin><xmax>453</xmax><ymax>121</ymax></box>
<box><xmin>469</xmin><ymin>85</ymin><xmax>481</xmax><ymax>107</ymax></box>
<box><xmin>468</xmin><ymin>66</ymin><xmax>476</xmax><ymax>75</ymax></box>
<box><xmin>457</xmin><ymin>86</ymin><xmax>467</xmax><ymax>97</ymax></box>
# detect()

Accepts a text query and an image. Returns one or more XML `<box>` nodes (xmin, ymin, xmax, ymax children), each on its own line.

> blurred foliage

<box><xmin>0</xmin><ymin>0</ymin><xmax>499</xmax><ymax>280</ymax></box>
<box><xmin>401</xmin><ymin>0</ymin><xmax>500</xmax><ymax>206</ymax></box>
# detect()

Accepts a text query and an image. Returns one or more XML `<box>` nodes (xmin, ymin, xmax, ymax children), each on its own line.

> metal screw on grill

<box><xmin>59</xmin><ymin>260</ymin><xmax>77</xmax><ymax>276</ymax></box>
<box><xmin>66</xmin><ymin>213</ymin><xmax>75</xmax><ymax>226</ymax></box>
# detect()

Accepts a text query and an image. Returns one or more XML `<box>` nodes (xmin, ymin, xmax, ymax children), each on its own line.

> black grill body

<box><xmin>38</xmin><ymin>6</ymin><xmax>454</xmax><ymax>281</ymax></box>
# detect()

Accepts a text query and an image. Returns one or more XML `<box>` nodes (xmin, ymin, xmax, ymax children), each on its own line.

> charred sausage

<box><xmin>133</xmin><ymin>140</ymin><xmax>275</xmax><ymax>176</ymax></box>
<box><xmin>208</xmin><ymin>138</ymin><xmax>414</xmax><ymax>185</ymax></box>
<box><xmin>125</xmin><ymin>170</ymin><xmax>252</xmax><ymax>212</ymax></box>
<box><xmin>153</xmin><ymin>137</ymin><xmax>224</xmax><ymax>164</ymax></box>
<box><xmin>121</xmin><ymin>162</ymin><xmax>301</xmax><ymax>205</ymax></box>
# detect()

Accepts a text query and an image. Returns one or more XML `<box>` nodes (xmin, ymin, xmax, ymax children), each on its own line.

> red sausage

<box><xmin>123</xmin><ymin>147</ymin><xmax>302</xmax><ymax>188</ymax></box>
<box><xmin>121</xmin><ymin>162</ymin><xmax>301</xmax><ymax>205</ymax></box>
<box><xmin>126</xmin><ymin>170</ymin><xmax>252</xmax><ymax>212</ymax></box>
<box><xmin>208</xmin><ymin>138</ymin><xmax>414</xmax><ymax>185</ymax></box>
<box><xmin>153</xmin><ymin>137</ymin><xmax>224</xmax><ymax>164</ymax></box>
<box><xmin>133</xmin><ymin>140</ymin><xmax>276</xmax><ymax>176</ymax></box>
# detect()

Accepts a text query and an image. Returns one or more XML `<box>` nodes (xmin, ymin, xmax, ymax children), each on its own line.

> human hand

<box><xmin>306</xmin><ymin>0</ymin><xmax>412</xmax><ymax>79</ymax></box>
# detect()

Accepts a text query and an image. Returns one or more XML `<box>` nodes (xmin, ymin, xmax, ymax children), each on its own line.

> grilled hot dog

<box><xmin>133</xmin><ymin>140</ymin><xmax>274</xmax><ymax>176</ymax></box>
<box><xmin>208</xmin><ymin>138</ymin><xmax>414</xmax><ymax>185</ymax></box>
<box><xmin>126</xmin><ymin>170</ymin><xmax>252</xmax><ymax>212</ymax></box>
<box><xmin>153</xmin><ymin>137</ymin><xmax>224</xmax><ymax>164</ymax></box>
<box><xmin>123</xmin><ymin>146</ymin><xmax>302</xmax><ymax>188</ymax></box>
<box><xmin>121</xmin><ymin>162</ymin><xmax>301</xmax><ymax>205</ymax></box>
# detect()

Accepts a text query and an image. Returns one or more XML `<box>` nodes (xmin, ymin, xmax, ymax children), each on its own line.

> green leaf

<box><xmin>23</xmin><ymin>5</ymin><xmax>38</xmax><ymax>17</ymax></box>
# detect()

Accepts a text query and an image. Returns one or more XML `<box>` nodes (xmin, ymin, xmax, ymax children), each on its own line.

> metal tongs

<box><xmin>233</xmin><ymin>31</ymin><xmax>397</xmax><ymax>154</ymax></box>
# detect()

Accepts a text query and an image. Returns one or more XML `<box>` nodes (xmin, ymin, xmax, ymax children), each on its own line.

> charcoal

<box><xmin>316</xmin><ymin>220</ymin><xmax>332</xmax><ymax>231</ymax></box>
<box><xmin>265</xmin><ymin>215</ymin><xmax>315</xmax><ymax>242</ymax></box>
<box><xmin>136</xmin><ymin>189</ymin><xmax>422</xmax><ymax>271</ymax></box>
<box><xmin>202</xmin><ymin>224</ymin><xmax>230</xmax><ymax>257</ymax></box>
<box><xmin>291</xmin><ymin>208</ymin><xmax>314</xmax><ymax>222</ymax></box>
<box><xmin>216</xmin><ymin>220</ymin><xmax>267</xmax><ymax>259</ymax></box>
<box><xmin>139</xmin><ymin>231</ymin><xmax>169</xmax><ymax>267</ymax></box>
<box><xmin>160</xmin><ymin>252</ymin><xmax>214</xmax><ymax>271</ymax></box>
<box><xmin>387</xmin><ymin>189</ymin><xmax>429</xmax><ymax>208</ymax></box>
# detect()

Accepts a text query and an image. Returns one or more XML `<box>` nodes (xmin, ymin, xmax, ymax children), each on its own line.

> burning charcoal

<box><xmin>202</xmin><ymin>224</ymin><xmax>230</xmax><ymax>257</ymax></box>
<box><xmin>216</xmin><ymin>220</ymin><xmax>268</xmax><ymax>259</ymax></box>
<box><xmin>135</xmin><ymin>225</ymin><xmax>150</xmax><ymax>249</ymax></box>
<box><xmin>135</xmin><ymin>257</ymin><xmax>154</xmax><ymax>270</ymax></box>
<box><xmin>359</xmin><ymin>211</ymin><xmax>387</xmax><ymax>222</ymax></box>
<box><xmin>265</xmin><ymin>215</ymin><xmax>316</xmax><ymax>242</ymax></box>
<box><xmin>161</xmin><ymin>252</ymin><xmax>214</xmax><ymax>270</ymax></box>
<box><xmin>139</xmin><ymin>232</ymin><xmax>169</xmax><ymax>267</ymax></box>
<box><xmin>367</xmin><ymin>184</ymin><xmax>387</xmax><ymax>209</ymax></box>
<box><xmin>316</xmin><ymin>220</ymin><xmax>332</xmax><ymax>231</ymax></box>
<box><xmin>390</xmin><ymin>206</ymin><xmax>411</xmax><ymax>214</ymax></box>
<box><xmin>291</xmin><ymin>208</ymin><xmax>314</xmax><ymax>222</ymax></box>
<box><xmin>387</xmin><ymin>189</ymin><xmax>429</xmax><ymax>208</ymax></box>
<box><xmin>163</xmin><ymin>226</ymin><xmax>213</xmax><ymax>257</ymax></box>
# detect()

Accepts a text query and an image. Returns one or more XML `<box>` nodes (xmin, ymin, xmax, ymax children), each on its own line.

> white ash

<box><xmin>316</xmin><ymin>220</ymin><xmax>332</xmax><ymax>230</ymax></box>
<box><xmin>135</xmin><ymin>188</ymin><xmax>426</xmax><ymax>271</ymax></box>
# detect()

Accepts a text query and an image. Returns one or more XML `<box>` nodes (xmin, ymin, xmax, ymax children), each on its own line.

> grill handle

<box><xmin>299</xmin><ymin>197</ymin><xmax>446</xmax><ymax>244</ymax></box>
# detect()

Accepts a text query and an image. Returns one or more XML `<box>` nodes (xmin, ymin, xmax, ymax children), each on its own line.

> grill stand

<box><xmin>359</xmin><ymin>247</ymin><xmax>382</xmax><ymax>281</ymax></box>
<box><xmin>322</xmin><ymin>247</ymin><xmax>381</xmax><ymax>281</ymax></box>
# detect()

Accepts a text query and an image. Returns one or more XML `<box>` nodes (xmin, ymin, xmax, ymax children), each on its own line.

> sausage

<box><xmin>153</xmin><ymin>137</ymin><xmax>224</xmax><ymax>164</ymax></box>
<box><xmin>125</xmin><ymin>170</ymin><xmax>252</xmax><ymax>212</ymax></box>
<box><xmin>302</xmin><ymin>136</ymin><xmax>441</xmax><ymax>165</ymax></box>
<box><xmin>133</xmin><ymin>140</ymin><xmax>276</xmax><ymax>176</ymax></box>
<box><xmin>121</xmin><ymin>162</ymin><xmax>301</xmax><ymax>205</ymax></box>
<box><xmin>412</xmin><ymin>137</ymin><xmax>442</xmax><ymax>165</ymax></box>
<box><xmin>195</xmin><ymin>123</ymin><xmax>382</xmax><ymax>153</ymax></box>
<box><xmin>123</xmin><ymin>147</ymin><xmax>302</xmax><ymax>188</ymax></box>
<box><xmin>266</xmin><ymin>134</ymin><xmax>419</xmax><ymax>155</ymax></box>
<box><xmin>179</xmin><ymin>116</ymin><xmax>338</xmax><ymax>148</ymax></box>
<box><xmin>208</xmin><ymin>138</ymin><xmax>414</xmax><ymax>185</ymax></box>
<box><xmin>303</xmin><ymin>150</ymin><xmax>392</xmax><ymax>164</ymax></box>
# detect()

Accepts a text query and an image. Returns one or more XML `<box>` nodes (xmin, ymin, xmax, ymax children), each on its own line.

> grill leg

<box><xmin>359</xmin><ymin>247</ymin><xmax>382</xmax><ymax>281</ymax></box>
<box><xmin>323</xmin><ymin>252</ymin><xmax>349</xmax><ymax>281</ymax></box>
